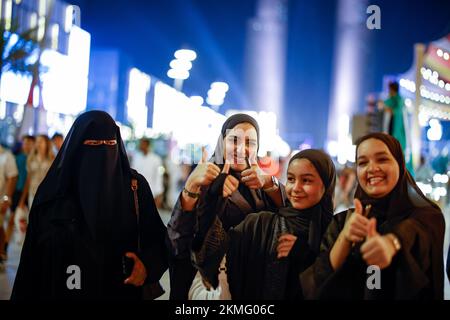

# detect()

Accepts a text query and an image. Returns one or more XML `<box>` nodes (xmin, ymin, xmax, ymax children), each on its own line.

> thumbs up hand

<box><xmin>222</xmin><ymin>161</ymin><xmax>239</xmax><ymax>198</ymax></box>
<box><xmin>341</xmin><ymin>199</ymin><xmax>370</xmax><ymax>244</ymax></box>
<box><xmin>360</xmin><ymin>218</ymin><xmax>398</xmax><ymax>269</ymax></box>
<box><xmin>185</xmin><ymin>147</ymin><xmax>221</xmax><ymax>192</ymax></box>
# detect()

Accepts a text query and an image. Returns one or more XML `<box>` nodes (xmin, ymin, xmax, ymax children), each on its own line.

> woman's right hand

<box><xmin>341</xmin><ymin>198</ymin><xmax>370</xmax><ymax>243</ymax></box>
<box><xmin>185</xmin><ymin>147</ymin><xmax>221</xmax><ymax>192</ymax></box>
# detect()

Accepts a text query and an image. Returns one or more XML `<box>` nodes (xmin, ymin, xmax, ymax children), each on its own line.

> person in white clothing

<box><xmin>0</xmin><ymin>145</ymin><xmax>18</xmax><ymax>269</ymax></box>
<box><xmin>132</xmin><ymin>138</ymin><xmax>164</xmax><ymax>207</ymax></box>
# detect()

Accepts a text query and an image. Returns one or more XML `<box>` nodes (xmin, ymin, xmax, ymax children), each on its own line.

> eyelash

<box><xmin>358</xmin><ymin>158</ymin><xmax>390</xmax><ymax>166</ymax></box>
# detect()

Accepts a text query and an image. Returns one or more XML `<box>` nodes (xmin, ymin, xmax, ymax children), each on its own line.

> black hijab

<box><xmin>208</xmin><ymin>113</ymin><xmax>261</xmax><ymax>210</ymax></box>
<box><xmin>284</xmin><ymin>149</ymin><xmax>336</xmax><ymax>254</ymax></box>
<box><xmin>33</xmin><ymin>110</ymin><xmax>132</xmax><ymax>241</ymax></box>
<box><xmin>210</xmin><ymin>113</ymin><xmax>260</xmax><ymax>166</ymax></box>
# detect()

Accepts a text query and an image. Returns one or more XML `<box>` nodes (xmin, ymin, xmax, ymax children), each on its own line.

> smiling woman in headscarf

<box><xmin>300</xmin><ymin>133</ymin><xmax>445</xmax><ymax>300</ymax></box>
<box><xmin>218</xmin><ymin>149</ymin><xmax>335</xmax><ymax>300</ymax></box>
<box><xmin>11</xmin><ymin>111</ymin><xmax>167</xmax><ymax>300</ymax></box>
<box><xmin>166</xmin><ymin>113</ymin><xmax>285</xmax><ymax>299</ymax></box>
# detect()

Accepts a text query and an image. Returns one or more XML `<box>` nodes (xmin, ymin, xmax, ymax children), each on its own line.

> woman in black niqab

<box><xmin>12</xmin><ymin>111</ymin><xmax>167</xmax><ymax>300</ymax></box>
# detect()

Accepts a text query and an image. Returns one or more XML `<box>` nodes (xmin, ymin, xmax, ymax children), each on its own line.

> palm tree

<box><xmin>0</xmin><ymin>18</ymin><xmax>39</xmax><ymax>90</ymax></box>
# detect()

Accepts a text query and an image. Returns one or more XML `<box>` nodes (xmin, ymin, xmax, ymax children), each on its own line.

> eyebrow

<box><xmin>357</xmin><ymin>151</ymin><xmax>389</xmax><ymax>160</ymax></box>
<box><xmin>287</xmin><ymin>172</ymin><xmax>315</xmax><ymax>178</ymax></box>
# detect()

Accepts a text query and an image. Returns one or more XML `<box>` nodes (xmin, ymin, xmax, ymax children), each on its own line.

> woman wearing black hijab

<box><xmin>11</xmin><ymin>111</ymin><xmax>167</xmax><ymax>300</ymax></box>
<box><xmin>300</xmin><ymin>133</ymin><xmax>445</xmax><ymax>300</ymax></box>
<box><xmin>166</xmin><ymin>113</ymin><xmax>285</xmax><ymax>299</ymax></box>
<box><xmin>221</xmin><ymin>149</ymin><xmax>336</xmax><ymax>299</ymax></box>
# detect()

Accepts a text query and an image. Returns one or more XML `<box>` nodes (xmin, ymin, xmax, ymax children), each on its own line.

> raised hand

<box><xmin>360</xmin><ymin>218</ymin><xmax>398</xmax><ymax>269</ymax></box>
<box><xmin>185</xmin><ymin>147</ymin><xmax>221</xmax><ymax>191</ymax></box>
<box><xmin>222</xmin><ymin>162</ymin><xmax>239</xmax><ymax>198</ymax></box>
<box><xmin>240</xmin><ymin>160</ymin><xmax>267</xmax><ymax>190</ymax></box>
<box><xmin>341</xmin><ymin>198</ymin><xmax>370</xmax><ymax>243</ymax></box>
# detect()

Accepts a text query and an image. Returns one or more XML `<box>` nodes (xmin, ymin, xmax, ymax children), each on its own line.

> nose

<box><xmin>235</xmin><ymin>142</ymin><xmax>246</xmax><ymax>158</ymax></box>
<box><xmin>292</xmin><ymin>181</ymin><xmax>304</xmax><ymax>194</ymax></box>
<box><xmin>367</xmin><ymin>161</ymin><xmax>380</xmax><ymax>173</ymax></box>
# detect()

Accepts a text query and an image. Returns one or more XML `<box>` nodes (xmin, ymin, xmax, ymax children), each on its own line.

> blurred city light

<box><xmin>127</xmin><ymin>68</ymin><xmax>151</xmax><ymax>138</ymax></box>
<box><xmin>174</xmin><ymin>49</ymin><xmax>197</xmax><ymax>61</ymax></box>
<box><xmin>169</xmin><ymin>59</ymin><xmax>192</xmax><ymax>71</ymax></box>
<box><xmin>189</xmin><ymin>95</ymin><xmax>204</xmax><ymax>106</ymax></box>
<box><xmin>211</xmin><ymin>81</ymin><xmax>229</xmax><ymax>92</ymax></box>
<box><xmin>427</xmin><ymin>119</ymin><xmax>442</xmax><ymax>141</ymax></box>
<box><xmin>167</xmin><ymin>68</ymin><xmax>189</xmax><ymax>80</ymax></box>
<box><xmin>65</xmin><ymin>5</ymin><xmax>74</xmax><ymax>32</ymax></box>
<box><xmin>207</xmin><ymin>81</ymin><xmax>229</xmax><ymax>107</ymax></box>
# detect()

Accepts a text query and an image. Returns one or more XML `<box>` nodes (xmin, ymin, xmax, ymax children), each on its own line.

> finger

<box><xmin>229</xmin><ymin>176</ymin><xmax>240</xmax><ymax>187</ymax></box>
<box><xmin>361</xmin><ymin>245</ymin><xmax>381</xmax><ymax>261</ymax></box>
<box><xmin>207</xmin><ymin>167</ymin><xmax>221</xmax><ymax>178</ymax></box>
<box><xmin>240</xmin><ymin>168</ymin><xmax>253</xmax><ymax>177</ymax></box>
<box><xmin>222</xmin><ymin>162</ymin><xmax>231</xmax><ymax>174</ymax></box>
<box><xmin>277</xmin><ymin>249</ymin><xmax>291</xmax><ymax>258</ymax></box>
<box><xmin>277</xmin><ymin>243</ymin><xmax>294</xmax><ymax>252</ymax></box>
<box><xmin>278</xmin><ymin>234</ymin><xmax>297</xmax><ymax>242</ymax></box>
<box><xmin>353</xmin><ymin>215</ymin><xmax>370</xmax><ymax>226</ymax></box>
<box><xmin>223</xmin><ymin>185</ymin><xmax>232</xmax><ymax>197</ymax></box>
<box><xmin>360</xmin><ymin>237</ymin><xmax>378</xmax><ymax>253</ymax></box>
<box><xmin>348</xmin><ymin>235</ymin><xmax>364</xmax><ymax>243</ymax></box>
<box><xmin>208</xmin><ymin>164</ymin><xmax>221</xmax><ymax>175</ymax></box>
<box><xmin>245</xmin><ymin>183</ymin><xmax>261</xmax><ymax>189</ymax></box>
<box><xmin>367</xmin><ymin>218</ymin><xmax>378</xmax><ymax>238</ymax></box>
<box><xmin>201</xmin><ymin>146</ymin><xmax>208</xmax><ymax>164</ymax></box>
<box><xmin>353</xmin><ymin>198</ymin><xmax>363</xmax><ymax>215</ymax></box>
<box><xmin>224</xmin><ymin>181</ymin><xmax>237</xmax><ymax>193</ymax></box>
<box><xmin>126</xmin><ymin>252</ymin><xmax>138</xmax><ymax>262</ymax></box>
<box><xmin>349</xmin><ymin>228</ymin><xmax>367</xmax><ymax>239</ymax></box>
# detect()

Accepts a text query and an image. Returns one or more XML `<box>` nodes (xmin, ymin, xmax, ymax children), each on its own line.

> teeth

<box><xmin>369</xmin><ymin>177</ymin><xmax>384</xmax><ymax>185</ymax></box>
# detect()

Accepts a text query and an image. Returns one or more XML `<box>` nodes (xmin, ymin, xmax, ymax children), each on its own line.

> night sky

<box><xmin>69</xmin><ymin>0</ymin><xmax>450</xmax><ymax>148</ymax></box>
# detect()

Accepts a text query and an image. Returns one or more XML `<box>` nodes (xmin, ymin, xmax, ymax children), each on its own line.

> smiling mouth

<box><xmin>368</xmin><ymin>176</ymin><xmax>385</xmax><ymax>186</ymax></box>
<box><xmin>291</xmin><ymin>196</ymin><xmax>306</xmax><ymax>201</ymax></box>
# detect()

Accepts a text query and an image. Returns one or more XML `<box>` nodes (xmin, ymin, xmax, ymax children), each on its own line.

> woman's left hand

<box><xmin>277</xmin><ymin>234</ymin><xmax>298</xmax><ymax>259</ymax></box>
<box><xmin>240</xmin><ymin>164</ymin><xmax>267</xmax><ymax>189</ymax></box>
<box><xmin>360</xmin><ymin>218</ymin><xmax>398</xmax><ymax>269</ymax></box>
<box><xmin>124</xmin><ymin>252</ymin><xmax>147</xmax><ymax>286</ymax></box>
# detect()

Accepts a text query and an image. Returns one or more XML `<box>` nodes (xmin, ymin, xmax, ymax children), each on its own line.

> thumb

<box><xmin>367</xmin><ymin>218</ymin><xmax>378</xmax><ymax>238</ymax></box>
<box><xmin>353</xmin><ymin>198</ymin><xmax>363</xmax><ymax>215</ymax></box>
<box><xmin>222</xmin><ymin>161</ymin><xmax>231</xmax><ymax>174</ymax></box>
<box><xmin>200</xmin><ymin>146</ymin><xmax>208</xmax><ymax>164</ymax></box>
<box><xmin>126</xmin><ymin>252</ymin><xmax>137</xmax><ymax>261</ymax></box>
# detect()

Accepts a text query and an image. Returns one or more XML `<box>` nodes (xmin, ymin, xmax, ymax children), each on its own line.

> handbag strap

<box><xmin>131</xmin><ymin>178</ymin><xmax>141</xmax><ymax>253</ymax></box>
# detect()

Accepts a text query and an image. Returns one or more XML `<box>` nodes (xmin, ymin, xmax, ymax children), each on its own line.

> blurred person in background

<box><xmin>18</xmin><ymin>135</ymin><xmax>55</xmax><ymax>210</ymax></box>
<box><xmin>334</xmin><ymin>166</ymin><xmax>357</xmax><ymax>212</ymax></box>
<box><xmin>0</xmin><ymin>144</ymin><xmax>18</xmax><ymax>270</ymax></box>
<box><xmin>51</xmin><ymin>133</ymin><xmax>64</xmax><ymax>155</ymax></box>
<box><xmin>132</xmin><ymin>138</ymin><xmax>164</xmax><ymax>208</ymax></box>
<box><xmin>4</xmin><ymin>136</ymin><xmax>35</xmax><ymax>253</ymax></box>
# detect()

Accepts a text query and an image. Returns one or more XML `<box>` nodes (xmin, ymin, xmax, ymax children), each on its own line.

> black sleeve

<box><xmin>136</xmin><ymin>173</ymin><xmax>168</xmax><ymax>283</ymax></box>
<box><xmin>299</xmin><ymin>211</ymin><xmax>348</xmax><ymax>299</ymax></box>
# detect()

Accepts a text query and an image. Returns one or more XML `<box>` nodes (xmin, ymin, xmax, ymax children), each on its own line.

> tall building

<box><xmin>244</xmin><ymin>0</ymin><xmax>288</xmax><ymax>128</ymax></box>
